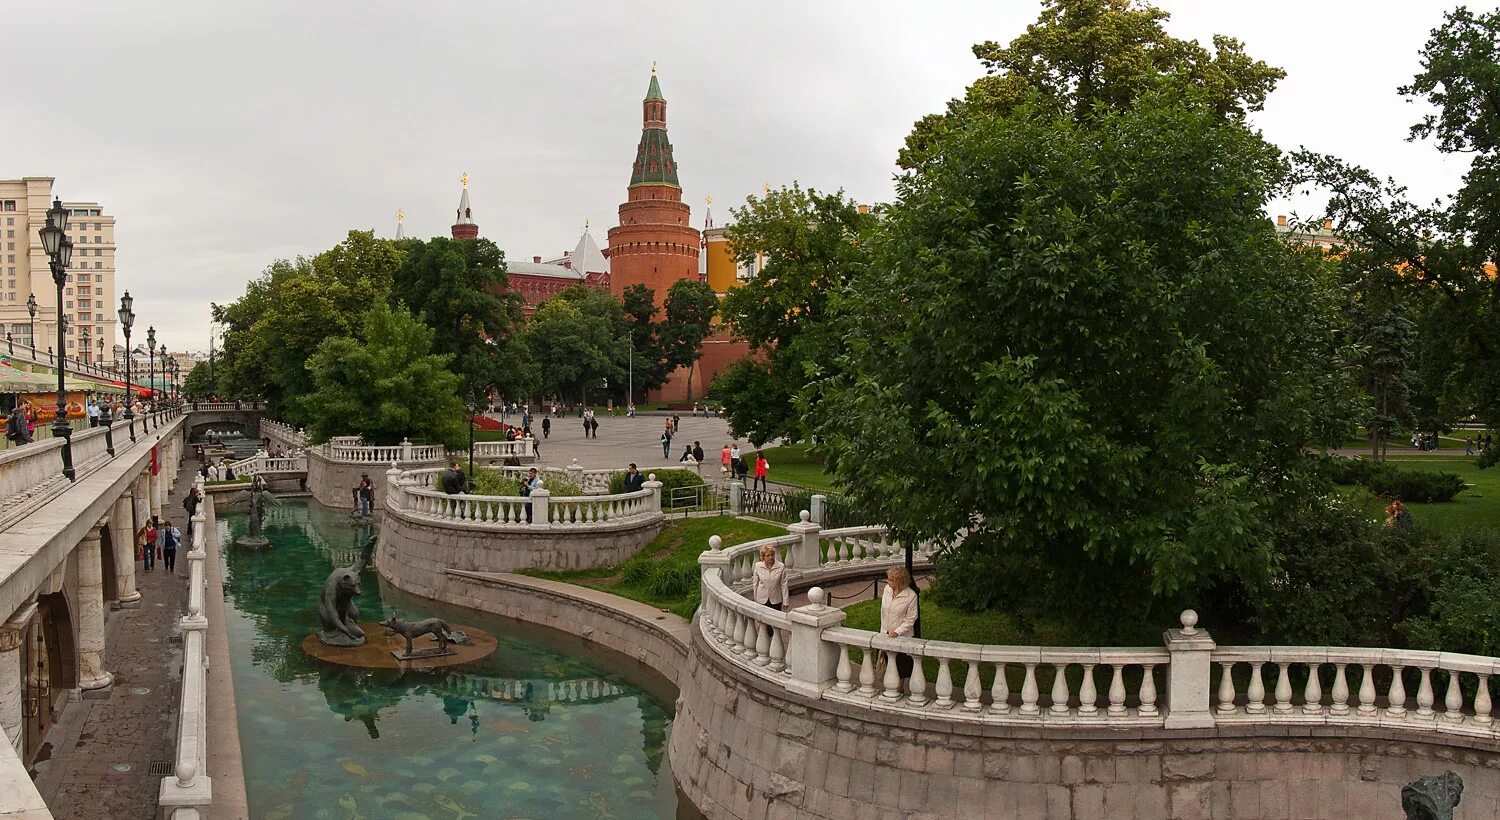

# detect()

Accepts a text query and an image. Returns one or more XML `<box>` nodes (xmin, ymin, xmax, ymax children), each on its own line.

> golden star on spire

<box><xmin>705</xmin><ymin>195</ymin><xmax>713</xmax><ymax>207</ymax></box>
<box><xmin>461</xmin><ymin>172</ymin><xmax>469</xmax><ymax>189</ymax></box>
<box><xmin>651</xmin><ymin>61</ymin><xmax>657</xmax><ymax>75</ymax></box>
<box><xmin>395</xmin><ymin>209</ymin><xmax>404</xmax><ymax>223</ymax></box>
<box><xmin>763</xmin><ymin>183</ymin><xmax>771</xmax><ymax>195</ymax></box>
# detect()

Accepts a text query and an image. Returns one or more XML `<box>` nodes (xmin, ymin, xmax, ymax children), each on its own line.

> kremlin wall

<box><xmin>406</xmin><ymin>69</ymin><xmax>751</xmax><ymax>404</ymax></box>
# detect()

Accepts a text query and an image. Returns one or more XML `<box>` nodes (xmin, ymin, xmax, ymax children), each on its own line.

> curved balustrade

<box><xmin>387</xmin><ymin>466</ymin><xmax>661</xmax><ymax>530</ymax></box>
<box><xmin>227</xmin><ymin>453</ymin><xmax>307</xmax><ymax>476</ymax></box>
<box><xmin>161</xmin><ymin>478</ymin><xmax>214</xmax><ymax>817</ymax></box>
<box><xmin>322</xmin><ymin>437</ymin><xmax>445</xmax><ymax>464</ymax></box>
<box><xmin>699</xmin><ymin>518</ymin><xmax>1500</xmax><ymax>745</ymax></box>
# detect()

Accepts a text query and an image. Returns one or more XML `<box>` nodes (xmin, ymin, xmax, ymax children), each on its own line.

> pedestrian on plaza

<box><xmin>6</xmin><ymin>406</ymin><xmax>29</xmax><ymax>445</ymax></box>
<box><xmin>161</xmin><ymin>519</ymin><xmax>181</xmax><ymax>573</ymax></box>
<box><xmin>530</xmin><ymin>432</ymin><xmax>540</xmax><ymax>459</ymax></box>
<box><xmin>207</xmin><ymin>462</ymin><xmax>220</xmax><ymax>482</ymax></box>
<box><xmin>730</xmin><ymin>444</ymin><xmax>743</xmax><ymax>481</ymax></box>
<box><xmin>679</xmin><ymin>444</ymin><xmax>696</xmax><ymax>463</ymax></box>
<box><xmin>661</xmin><ymin>429</ymin><xmax>672</xmax><ymax>458</ymax></box>
<box><xmin>86</xmin><ymin>398</ymin><xmax>99</xmax><ymax>428</ymax></box>
<box><xmin>542</xmin><ymin>417</ymin><xmax>551</xmax><ymax>439</ymax></box>
<box><xmin>589</xmin><ymin>415</ymin><xmax>599</xmax><ymax>439</ymax></box>
<box><xmin>880</xmin><ymin>567</ymin><xmax>919</xmax><ymax>682</ymax></box>
<box><xmin>1466</xmin><ymin>437</ymin><xmax>1475</xmax><ymax>456</ymax></box>
<box><xmin>183</xmin><ymin>487</ymin><xmax>200</xmax><ymax>540</ymax></box>
<box><xmin>357</xmin><ymin>474</ymin><xmax>375</xmax><ymax>518</ymax></box>
<box><xmin>142</xmin><ymin>517</ymin><xmax>158</xmax><ymax>572</ymax></box>
<box><xmin>622</xmin><ymin>463</ymin><xmax>645</xmax><ymax>493</ymax></box>
<box><xmin>720</xmin><ymin>443</ymin><xmax>732</xmax><ymax>478</ymax></box>
<box><xmin>441</xmin><ymin>460</ymin><xmax>467</xmax><ymax>495</ymax></box>
<box><xmin>752</xmin><ymin>545</ymin><xmax>789</xmax><ymax>619</ymax></box>
<box><xmin>522</xmin><ymin>467</ymin><xmax>542</xmax><ymax>523</ymax></box>
<box><xmin>692</xmin><ymin>441</ymin><xmax>705</xmax><ymax>464</ymax></box>
<box><xmin>672</xmin><ymin>413</ymin><xmax>681</xmax><ymax>433</ymax></box>
<box><xmin>583</xmin><ymin>413</ymin><xmax>592</xmax><ymax>439</ymax></box>
<box><xmin>753</xmin><ymin>452</ymin><xmax>770</xmax><ymax>492</ymax></box>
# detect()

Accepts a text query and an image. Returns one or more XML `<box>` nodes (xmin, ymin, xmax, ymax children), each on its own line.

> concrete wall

<box><xmin>379</xmin><ymin>506</ymin><xmax>662</xmax><ymax>576</ymax></box>
<box><xmin>668</xmin><ymin>625</ymin><xmax>1500</xmax><ymax>820</ymax></box>
<box><xmin>305</xmin><ymin>449</ymin><xmax>442</xmax><ymax>510</ymax></box>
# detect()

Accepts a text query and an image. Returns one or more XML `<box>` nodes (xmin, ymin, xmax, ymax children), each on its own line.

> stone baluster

<box><xmin>857</xmin><ymin>650</ymin><xmax>877</xmax><ymax>696</ymax></box>
<box><xmin>753</xmin><ymin>617</ymin><xmax>771</xmax><ymax>666</ymax></box>
<box><xmin>1443</xmin><ymin>670</ymin><xmax>1465</xmax><ymax>723</ymax></box>
<box><xmin>991</xmin><ymin>663</ymin><xmax>1011</xmax><ymax>715</ymax></box>
<box><xmin>881</xmin><ymin>651</ymin><xmax>902</xmax><ymax>701</ymax></box>
<box><xmin>1109</xmin><ymin>664</ymin><xmax>1128</xmax><ymax>717</ymax></box>
<box><xmin>1476</xmin><ymin>675</ymin><xmax>1493</xmax><ymax>725</ymax></box>
<box><xmin>1325</xmin><ymin>663</ymin><xmax>1347</xmax><ymax>715</ymax></box>
<box><xmin>768</xmin><ymin>629</ymin><xmax>786</xmax><ymax>673</ymax></box>
<box><xmin>111</xmin><ymin>488</ymin><xmax>140</xmax><ymax>607</ymax></box>
<box><xmin>1358</xmin><ymin>664</ymin><xmax>1378</xmax><ymax>717</ymax></box>
<box><xmin>1078</xmin><ymin>664</ymin><xmax>1098</xmax><ymax>716</ymax></box>
<box><xmin>907</xmin><ymin>656</ymin><xmax>928</xmax><ymax>706</ymax></box>
<box><xmin>962</xmin><ymin>661</ymin><xmax>982</xmax><ymax>712</ymax></box>
<box><xmin>1245</xmin><ymin>663</ymin><xmax>1267</xmax><ymax>714</ymax></box>
<box><xmin>1380</xmin><ymin>668</ymin><xmax>1404</xmax><ymax>719</ymax></box>
<box><xmin>1302</xmin><ymin>664</ymin><xmax>1323</xmax><ymax>716</ymax></box>
<box><xmin>1019</xmin><ymin>663</ymin><xmax>1040</xmax><ymax>715</ymax></box>
<box><xmin>1139</xmin><ymin>665</ymin><xmax>1160</xmax><ymax>717</ymax></box>
<box><xmin>76</xmin><ymin>518</ymin><xmax>114</xmax><ymax>695</ymax></box>
<box><xmin>930</xmin><ymin>656</ymin><xmax>954</xmax><ymax>710</ymax></box>
<box><xmin>1049</xmin><ymin>663</ymin><xmax>1071</xmax><ymax>716</ymax></box>
<box><xmin>741</xmin><ymin>615</ymin><xmax>758</xmax><ymax>660</ymax></box>
<box><xmin>1272</xmin><ymin>663</ymin><xmax>1294</xmax><ymax>715</ymax></box>
<box><xmin>1217</xmin><ymin>663</ymin><xmax>1237</xmax><ymax>714</ymax></box>
<box><xmin>834</xmin><ymin>645</ymin><xmax>855</xmax><ymax>692</ymax></box>
<box><xmin>1417</xmin><ymin>667</ymin><xmax>1436</xmax><ymax>718</ymax></box>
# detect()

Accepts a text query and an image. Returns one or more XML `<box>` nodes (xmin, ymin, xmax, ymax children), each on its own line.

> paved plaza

<box><xmin>500</xmin><ymin>411</ymin><xmax>749</xmax><ymax>475</ymax></box>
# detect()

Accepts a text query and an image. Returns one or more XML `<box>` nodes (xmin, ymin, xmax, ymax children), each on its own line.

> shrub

<box><xmin>1480</xmin><ymin>440</ymin><xmax>1500</xmax><ymax>471</ymax></box>
<box><xmin>646</xmin><ymin>564</ymin><xmax>699</xmax><ymax>599</ymax></box>
<box><xmin>469</xmin><ymin>468</ymin><xmax>583</xmax><ymax>497</ymax></box>
<box><xmin>619</xmin><ymin>559</ymin><xmax>653</xmax><ymax>586</ymax></box>
<box><xmin>1323</xmin><ymin>456</ymin><xmax>1464</xmax><ymax>502</ymax></box>
<box><xmin>608</xmin><ymin>468</ymin><xmax>703</xmax><ymax>509</ymax></box>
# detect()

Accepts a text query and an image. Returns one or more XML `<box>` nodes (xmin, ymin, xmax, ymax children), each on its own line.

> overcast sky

<box><xmin>0</xmin><ymin>0</ymin><xmax>1469</xmax><ymax>353</ymax></box>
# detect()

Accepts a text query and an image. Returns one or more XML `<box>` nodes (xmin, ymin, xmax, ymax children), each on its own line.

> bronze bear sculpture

<box><xmin>317</xmin><ymin>535</ymin><xmax>376</xmax><ymax>647</ymax></box>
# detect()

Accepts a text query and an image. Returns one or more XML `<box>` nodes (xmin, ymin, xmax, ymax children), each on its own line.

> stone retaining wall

<box><xmin>669</xmin><ymin>625</ymin><xmax>1500</xmax><ymax>820</ymax></box>
<box><xmin>305</xmin><ymin>448</ymin><xmax>443</xmax><ymax>511</ymax></box>
<box><xmin>379</xmin><ymin>504</ymin><xmax>662</xmax><ymax>576</ymax></box>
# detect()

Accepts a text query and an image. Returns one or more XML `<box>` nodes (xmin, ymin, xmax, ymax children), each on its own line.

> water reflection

<box><xmin>218</xmin><ymin>501</ymin><xmax>682</xmax><ymax>819</ymax></box>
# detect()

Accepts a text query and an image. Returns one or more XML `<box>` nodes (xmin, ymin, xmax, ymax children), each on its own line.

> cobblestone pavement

<box><xmin>495</xmin><ymin>411</ymin><xmax>740</xmax><ymax>473</ymax></box>
<box><xmin>34</xmin><ymin>457</ymin><xmax>192</xmax><ymax>819</ymax></box>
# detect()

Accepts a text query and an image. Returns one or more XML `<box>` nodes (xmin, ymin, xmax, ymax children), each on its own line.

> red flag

<box><xmin>151</xmin><ymin>444</ymin><xmax>160</xmax><ymax>476</ymax></box>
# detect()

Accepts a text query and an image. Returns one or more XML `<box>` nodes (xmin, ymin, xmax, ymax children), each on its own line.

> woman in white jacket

<box><xmin>751</xmin><ymin>545</ymin><xmax>789</xmax><ymax>612</ymax></box>
<box><xmin>880</xmin><ymin>567</ymin><xmax>919</xmax><ymax>681</ymax></box>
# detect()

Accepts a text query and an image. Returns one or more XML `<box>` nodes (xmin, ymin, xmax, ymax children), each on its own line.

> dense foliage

<box><xmin>181</xmin><ymin>360</ymin><xmax>214</xmax><ymax>400</ymax></box>
<box><xmin>1325</xmin><ymin>457</ymin><xmax>1466</xmax><ymax>503</ymax></box>
<box><xmin>521</xmin><ymin>286</ymin><xmax>629</xmax><ymax>405</ymax></box>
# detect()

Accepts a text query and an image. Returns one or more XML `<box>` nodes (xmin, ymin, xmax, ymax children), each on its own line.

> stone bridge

<box><xmin>0</xmin><ymin>407</ymin><xmax>197</xmax><ymax>815</ymax></box>
<box><xmin>182</xmin><ymin>402</ymin><xmax>263</xmax><ymax>441</ymax></box>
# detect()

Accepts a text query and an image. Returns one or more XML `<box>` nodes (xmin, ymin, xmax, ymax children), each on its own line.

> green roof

<box><xmin>645</xmin><ymin>73</ymin><xmax>663</xmax><ymax>101</ymax></box>
<box><xmin>629</xmin><ymin>123</ymin><xmax>680</xmax><ymax>188</ymax></box>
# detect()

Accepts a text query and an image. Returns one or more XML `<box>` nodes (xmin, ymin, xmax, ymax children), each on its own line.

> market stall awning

<box><xmin>0</xmin><ymin>368</ymin><xmax>58</xmax><ymax>392</ymax></box>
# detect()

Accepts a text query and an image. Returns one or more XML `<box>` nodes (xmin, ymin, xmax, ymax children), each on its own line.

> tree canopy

<box><xmin>660</xmin><ymin>279</ymin><xmax>719</xmax><ymax>403</ymax></box>
<box><xmin>181</xmin><ymin>360</ymin><xmax>215</xmax><ymax>401</ymax></box>
<box><xmin>521</xmin><ymin>285</ymin><xmax>629</xmax><ymax>405</ymax></box>
<box><xmin>301</xmin><ymin>302</ymin><xmax>467</xmax><ymax>448</ymax></box>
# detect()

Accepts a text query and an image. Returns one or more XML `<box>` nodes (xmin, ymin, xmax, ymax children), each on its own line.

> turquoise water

<box><xmin>218</xmin><ymin>501</ymin><xmax>686</xmax><ymax>819</ymax></box>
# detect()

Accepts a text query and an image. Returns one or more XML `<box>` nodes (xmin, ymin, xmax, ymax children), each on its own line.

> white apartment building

<box><xmin>0</xmin><ymin>177</ymin><xmax>118</xmax><ymax>364</ymax></box>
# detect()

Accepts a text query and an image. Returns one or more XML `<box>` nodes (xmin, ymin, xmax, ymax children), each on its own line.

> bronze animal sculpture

<box><xmin>380</xmin><ymin>613</ymin><xmax>469</xmax><ymax>657</ymax></box>
<box><xmin>317</xmin><ymin>534</ymin><xmax>376</xmax><ymax>647</ymax></box>
<box><xmin>1402</xmin><ymin>771</ymin><xmax>1463</xmax><ymax>820</ymax></box>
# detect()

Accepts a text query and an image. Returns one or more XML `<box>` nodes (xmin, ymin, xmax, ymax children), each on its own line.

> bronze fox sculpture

<box><xmin>380</xmin><ymin>613</ymin><xmax>464</xmax><ymax>655</ymax></box>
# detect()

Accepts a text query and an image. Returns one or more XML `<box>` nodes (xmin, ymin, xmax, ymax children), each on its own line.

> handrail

<box><xmin>386</xmin><ymin>466</ymin><xmax>664</xmax><ymax>530</ymax></box>
<box><xmin>160</xmin><ymin>476</ymin><xmax>213</xmax><ymax>816</ymax></box>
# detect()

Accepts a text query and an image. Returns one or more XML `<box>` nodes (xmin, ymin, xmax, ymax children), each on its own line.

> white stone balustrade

<box><xmin>226</xmin><ymin>453</ymin><xmax>306</xmax><ymax>477</ymax></box>
<box><xmin>471</xmin><ymin>440</ymin><xmax>536</xmax><ymax>462</ymax></box>
<box><xmin>159</xmin><ymin>477</ymin><xmax>213</xmax><ymax>817</ymax></box>
<box><xmin>387</xmin><ymin>466</ymin><xmax>661</xmax><ymax>530</ymax></box>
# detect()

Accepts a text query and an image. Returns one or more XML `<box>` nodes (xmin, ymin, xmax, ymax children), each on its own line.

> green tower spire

<box><xmin>630</xmin><ymin>66</ymin><xmax>679</xmax><ymax>189</ymax></box>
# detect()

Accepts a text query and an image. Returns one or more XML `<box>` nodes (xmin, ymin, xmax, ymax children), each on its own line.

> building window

<box><xmin>65</xmin><ymin>301</ymin><xmax>72</xmax><ymax>308</ymax></box>
<box><xmin>1</xmin><ymin>201</ymin><xmax>14</xmax><ymax>211</ymax></box>
<box><xmin>66</xmin><ymin>340</ymin><xmax>73</xmax><ymax>349</ymax></box>
<box><xmin>65</xmin><ymin>288</ymin><xmax>72</xmax><ymax>295</ymax></box>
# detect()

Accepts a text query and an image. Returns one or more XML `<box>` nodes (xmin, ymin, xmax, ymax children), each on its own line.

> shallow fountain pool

<box><xmin>218</xmin><ymin>501</ymin><xmax>688</xmax><ymax>819</ymax></box>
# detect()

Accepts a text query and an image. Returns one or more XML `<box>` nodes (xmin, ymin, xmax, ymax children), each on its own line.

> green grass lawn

<box><xmin>760</xmin><ymin>443</ymin><xmax>837</xmax><ymax>492</ymax></box>
<box><xmin>521</xmin><ymin>516</ymin><xmax>786</xmax><ymax>618</ymax></box>
<box><xmin>1353</xmin><ymin>456</ymin><xmax>1500</xmax><ymax>530</ymax></box>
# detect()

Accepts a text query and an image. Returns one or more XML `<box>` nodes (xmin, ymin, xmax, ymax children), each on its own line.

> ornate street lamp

<box><xmin>158</xmin><ymin>346</ymin><xmax>170</xmax><ymax>405</ymax></box>
<box><xmin>37</xmin><ymin>199</ymin><xmax>75</xmax><ymax>480</ymax></box>
<box><xmin>79</xmin><ymin>325</ymin><xmax>90</xmax><ymax>366</ymax></box>
<box><xmin>25</xmin><ymin>293</ymin><xmax>36</xmax><ymax>352</ymax></box>
<box><xmin>146</xmin><ymin>325</ymin><xmax>156</xmax><ymax>424</ymax></box>
<box><xmin>118</xmin><ymin>291</ymin><xmax>135</xmax><ymax>441</ymax></box>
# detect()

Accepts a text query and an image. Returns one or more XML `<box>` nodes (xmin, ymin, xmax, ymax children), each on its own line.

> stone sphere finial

<box><xmin>648</xmin><ymin>473</ymin><xmax>657</xmax><ymax>482</ymax></box>
<box><xmin>176</xmin><ymin>759</ymin><xmax>196</xmax><ymax>785</ymax></box>
<box><xmin>571</xmin><ymin>458</ymin><xmax>580</xmax><ymax>466</ymax></box>
<box><xmin>799</xmin><ymin>510</ymin><xmax>811</xmax><ymax>523</ymax></box>
<box><xmin>709</xmin><ymin>535</ymin><xmax>722</xmax><ymax>551</ymax></box>
<box><xmin>1179</xmin><ymin>609</ymin><xmax>1199</xmax><ymax>635</ymax></box>
<box><xmin>808</xmin><ymin>587</ymin><xmax>826</xmax><ymax>607</ymax></box>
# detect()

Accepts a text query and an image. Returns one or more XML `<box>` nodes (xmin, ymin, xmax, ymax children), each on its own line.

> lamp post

<box><xmin>37</xmin><ymin>199</ymin><xmax>75</xmax><ymax>481</ymax></box>
<box><xmin>25</xmin><ymin>293</ymin><xmax>36</xmax><ymax>353</ymax></box>
<box><xmin>146</xmin><ymin>326</ymin><xmax>156</xmax><ymax>424</ymax></box>
<box><xmin>79</xmin><ymin>326</ymin><xmax>89</xmax><ymax>367</ymax></box>
<box><xmin>159</xmin><ymin>347</ymin><xmax>169</xmax><ymax>406</ymax></box>
<box><xmin>118</xmin><ymin>292</ymin><xmax>135</xmax><ymax>441</ymax></box>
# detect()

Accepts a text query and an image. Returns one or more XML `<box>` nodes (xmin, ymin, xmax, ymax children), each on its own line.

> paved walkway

<box><xmin>500</xmin><ymin>411</ymin><xmax>740</xmax><ymax>472</ymax></box>
<box><xmin>34</xmin><ymin>461</ymin><xmax>192</xmax><ymax>819</ymax></box>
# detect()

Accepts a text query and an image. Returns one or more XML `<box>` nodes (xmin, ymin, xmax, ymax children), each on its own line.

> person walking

<box><xmin>692</xmin><ymin>441</ymin><xmax>705</xmax><ymax>464</ymax></box>
<box><xmin>752</xmin><ymin>545</ymin><xmax>790</xmax><ymax>637</ymax></box>
<box><xmin>661</xmin><ymin>428</ymin><xmax>672</xmax><ymax>459</ymax></box>
<box><xmin>1466</xmin><ymin>437</ymin><xmax>1475</xmax><ymax>456</ymax></box>
<box><xmin>86</xmin><ymin>398</ymin><xmax>99</xmax><ymax>428</ymax></box>
<box><xmin>142</xmin><ymin>517</ymin><xmax>158</xmax><ymax>573</ymax></box>
<box><xmin>183</xmin><ymin>486</ymin><xmax>200</xmax><ymax>541</ymax></box>
<box><xmin>880</xmin><ymin>567</ymin><xmax>919</xmax><ymax>682</ymax></box>
<box><xmin>357</xmin><ymin>474</ymin><xmax>375</xmax><ymax>518</ymax></box>
<box><xmin>583</xmin><ymin>411</ymin><xmax>593</xmax><ymax>439</ymax></box>
<box><xmin>589</xmin><ymin>415</ymin><xmax>599</xmax><ymax>439</ymax></box>
<box><xmin>6</xmin><ymin>406</ymin><xmax>29</xmax><ymax>446</ymax></box>
<box><xmin>672</xmin><ymin>413</ymin><xmax>681</xmax><ymax>433</ymax></box>
<box><xmin>161</xmin><ymin>519</ymin><xmax>181</xmax><ymax>573</ymax></box>
<box><xmin>730</xmin><ymin>444</ymin><xmax>743</xmax><ymax>481</ymax></box>
<box><xmin>522</xmin><ymin>467</ymin><xmax>542</xmax><ymax>523</ymax></box>
<box><xmin>720</xmin><ymin>443</ymin><xmax>732</xmax><ymax>478</ymax></box>
<box><xmin>541</xmin><ymin>417</ymin><xmax>551</xmax><ymax>439</ymax></box>
<box><xmin>753</xmin><ymin>452</ymin><xmax>770</xmax><ymax>492</ymax></box>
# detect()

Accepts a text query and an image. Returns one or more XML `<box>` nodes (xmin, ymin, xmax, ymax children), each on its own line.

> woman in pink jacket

<box><xmin>880</xmin><ymin>567</ymin><xmax>919</xmax><ymax>682</ymax></box>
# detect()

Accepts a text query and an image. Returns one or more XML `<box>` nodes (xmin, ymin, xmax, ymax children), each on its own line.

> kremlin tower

<box><xmin>451</xmin><ymin>172</ymin><xmax>478</xmax><ymax>240</ymax></box>
<box><xmin>607</xmin><ymin>67</ymin><xmax>701</xmax><ymax>311</ymax></box>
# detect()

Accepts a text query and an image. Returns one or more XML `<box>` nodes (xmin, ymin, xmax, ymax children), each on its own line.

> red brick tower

<box><xmin>607</xmin><ymin>67</ymin><xmax>700</xmax><ymax>311</ymax></box>
<box><xmin>451</xmin><ymin>172</ymin><xmax>479</xmax><ymax>240</ymax></box>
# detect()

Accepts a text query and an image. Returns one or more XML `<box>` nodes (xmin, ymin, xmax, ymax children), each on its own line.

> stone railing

<box><xmin>226</xmin><ymin>453</ymin><xmax>306</xmax><ymax>476</ymax></box>
<box><xmin>323</xmin><ymin>437</ymin><xmax>445</xmax><ymax>464</ymax></box>
<box><xmin>158</xmin><ymin>477</ymin><xmax>214</xmax><ymax>817</ymax></box>
<box><xmin>257</xmin><ymin>418</ymin><xmax>304</xmax><ymax>449</ymax></box>
<box><xmin>187</xmin><ymin>401</ymin><xmax>261</xmax><ymax>411</ymax></box>
<box><xmin>487</xmin><ymin>459</ymin><xmax>616</xmax><ymax>494</ymax></box>
<box><xmin>700</xmin><ymin>518</ymin><xmax>1500</xmax><ymax>743</ymax></box>
<box><xmin>471</xmin><ymin>439</ymin><xmax>536</xmax><ymax>462</ymax></box>
<box><xmin>388</xmin><ymin>466</ymin><xmax>660</xmax><ymax>529</ymax></box>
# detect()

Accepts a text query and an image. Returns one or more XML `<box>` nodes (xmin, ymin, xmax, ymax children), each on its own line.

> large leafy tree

<box><xmin>660</xmin><ymin>279</ymin><xmax>718</xmax><ymax>403</ymax></box>
<box><xmin>391</xmin><ymin>236</ymin><xmax>531</xmax><ymax>403</ymax></box>
<box><xmin>301</xmin><ymin>302</ymin><xmax>466</xmax><ymax>448</ymax></box>
<box><xmin>1297</xmin><ymin>6</ymin><xmax>1500</xmax><ymax>423</ymax></box>
<box><xmin>715</xmin><ymin>184</ymin><xmax>872</xmax><ymax>444</ymax></box>
<box><xmin>181</xmin><ymin>360</ymin><xmax>215</xmax><ymax>400</ymax></box>
<box><xmin>522</xmin><ymin>286</ymin><xmax>628</xmax><ymax>405</ymax></box>
<box><xmin>814</xmin><ymin>66</ymin><xmax>1355</xmax><ymax>629</ymax></box>
<box><xmin>621</xmin><ymin>283</ymin><xmax>671</xmax><ymax>402</ymax></box>
<box><xmin>900</xmin><ymin>0</ymin><xmax>1283</xmax><ymax>168</ymax></box>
